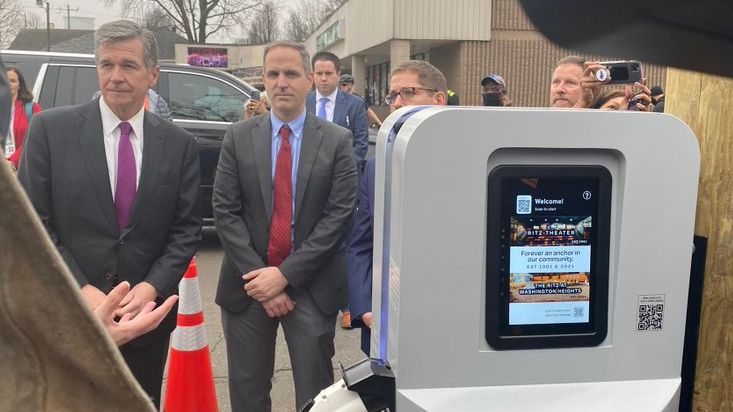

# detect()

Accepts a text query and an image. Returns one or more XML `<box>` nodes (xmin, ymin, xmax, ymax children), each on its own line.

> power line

<box><xmin>55</xmin><ymin>4</ymin><xmax>80</xmax><ymax>29</ymax></box>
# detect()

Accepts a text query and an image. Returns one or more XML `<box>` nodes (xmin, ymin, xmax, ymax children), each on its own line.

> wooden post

<box><xmin>666</xmin><ymin>69</ymin><xmax>733</xmax><ymax>410</ymax></box>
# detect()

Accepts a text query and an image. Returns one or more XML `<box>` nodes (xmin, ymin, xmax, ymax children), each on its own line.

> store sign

<box><xmin>316</xmin><ymin>19</ymin><xmax>344</xmax><ymax>51</ymax></box>
<box><xmin>187</xmin><ymin>47</ymin><xmax>228</xmax><ymax>68</ymax></box>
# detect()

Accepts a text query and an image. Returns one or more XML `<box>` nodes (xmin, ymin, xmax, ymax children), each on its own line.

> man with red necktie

<box><xmin>213</xmin><ymin>40</ymin><xmax>357</xmax><ymax>412</ymax></box>
<box><xmin>18</xmin><ymin>20</ymin><xmax>201</xmax><ymax>408</ymax></box>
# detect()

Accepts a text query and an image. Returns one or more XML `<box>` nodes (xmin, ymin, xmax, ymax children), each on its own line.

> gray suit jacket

<box><xmin>213</xmin><ymin>112</ymin><xmax>357</xmax><ymax>315</ymax></box>
<box><xmin>18</xmin><ymin>98</ymin><xmax>202</xmax><ymax>344</ymax></box>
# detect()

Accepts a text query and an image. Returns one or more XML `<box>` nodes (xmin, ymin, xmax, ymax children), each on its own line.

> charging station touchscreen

<box><xmin>487</xmin><ymin>165</ymin><xmax>610</xmax><ymax>349</ymax></box>
<box><xmin>508</xmin><ymin>214</ymin><xmax>592</xmax><ymax>325</ymax></box>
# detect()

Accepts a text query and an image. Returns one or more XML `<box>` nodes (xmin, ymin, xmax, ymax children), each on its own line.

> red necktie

<box><xmin>267</xmin><ymin>124</ymin><xmax>293</xmax><ymax>266</ymax></box>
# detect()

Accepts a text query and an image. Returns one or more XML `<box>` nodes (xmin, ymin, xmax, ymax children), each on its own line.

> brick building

<box><xmin>304</xmin><ymin>0</ymin><xmax>666</xmax><ymax>109</ymax></box>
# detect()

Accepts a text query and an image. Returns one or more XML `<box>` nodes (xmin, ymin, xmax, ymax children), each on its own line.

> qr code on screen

<box><xmin>516</xmin><ymin>195</ymin><xmax>532</xmax><ymax>214</ymax></box>
<box><xmin>637</xmin><ymin>304</ymin><xmax>664</xmax><ymax>331</ymax></box>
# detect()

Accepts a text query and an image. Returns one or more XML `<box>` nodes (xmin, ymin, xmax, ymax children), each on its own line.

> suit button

<box><xmin>105</xmin><ymin>272</ymin><xmax>114</xmax><ymax>281</ymax></box>
<box><xmin>119</xmin><ymin>240</ymin><xmax>125</xmax><ymax>246</ymax></box>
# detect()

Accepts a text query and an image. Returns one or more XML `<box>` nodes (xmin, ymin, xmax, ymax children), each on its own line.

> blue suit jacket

<box><xmin>346</xmin><ymin>157</ymin><xmax>375</xmax><ymax>354</ymax></box>
<box><xmin>307</xmin><ymin>90</ymin><xmax>369</xmax><ymax>161</ymax></box>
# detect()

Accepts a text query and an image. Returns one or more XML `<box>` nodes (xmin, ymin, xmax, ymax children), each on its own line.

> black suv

<box><xmin>1</xmin><ymin>50</ymin><xmax>257</xmax><ymax>223</ymax></box>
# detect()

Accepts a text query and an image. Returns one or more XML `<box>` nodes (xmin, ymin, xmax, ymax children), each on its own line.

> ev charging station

<box><xmin>307</xmin><ymin>107</ymin><xmax>700</xmax><ymax>412</ymax></box>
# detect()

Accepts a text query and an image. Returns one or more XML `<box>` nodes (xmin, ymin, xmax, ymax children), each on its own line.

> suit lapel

<box><xmin>77</xmin><ymin>100</ymin><xmax>117</xmax><ymax>233</ymax></box>
<box><xmin>295</xmin><ymin>113</ymin><xmax>324</xmax><ymax>222</ymax></box>
<box><xmin>306</xmin><ymin>92</ymin><xmax>315</xmax><ymax>115</ymax></box>
<box><xmin>253</xmin><ymin>116</ymin><xmax>273</xmax><ymax>218</ymax></box>
<box><xmin>332</xmin><ymin>91</ymin><xmax>345</xmax><ymax>125</ymax></box>
<box><xmin>124</xmin><ymin>112</ymin><xmax>163</xmax><ymax>237</ymax></box>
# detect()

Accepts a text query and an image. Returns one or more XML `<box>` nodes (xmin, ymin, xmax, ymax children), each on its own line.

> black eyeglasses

<box><xmin>385</xmin><ymin>87</ymin><xmax>437</xmax><ymax>105</ymax></box>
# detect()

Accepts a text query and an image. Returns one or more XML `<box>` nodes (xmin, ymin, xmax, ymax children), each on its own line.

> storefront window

<box><xmin>366</xmin><ymin>62</ymin><xmax>390</xmax><ymax>106</ymax></box>
<box><xmin>411</xmin><ymin>52</ymin><xmax>430</xmax><ymax>61</ymax></box>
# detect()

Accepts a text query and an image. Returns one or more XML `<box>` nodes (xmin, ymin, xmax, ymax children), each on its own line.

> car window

<box><xmin>55</xmin><ymin>67</ymin><xmax>76</xmax><ymax>107</ymax></box>
<box><xmin>167</xmin><ymin>72</ymin><xmax>244</xmax><ymax>122</ymax></box>
<box><xmin>74</xmin><ymin>67</ymin><xmax>100</xmax><ymax>105</ymax></box>
<box><xmin>49</xmin><ymin>66</ymin><xmax>98</xmax><ymax>107</ymax></box>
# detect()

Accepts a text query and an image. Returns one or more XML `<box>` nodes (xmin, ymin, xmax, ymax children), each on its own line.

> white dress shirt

<box><xmin>315</xmin><ymin>89</ymin><xmax>338</xmax><ymax>122</ymax></box>
<box><xmin>99</xmin><ymin>98</ymin><xmax>145</xmax><ymax>199</ymax></box>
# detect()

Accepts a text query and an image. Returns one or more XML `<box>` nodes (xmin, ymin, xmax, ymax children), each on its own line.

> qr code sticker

<box><xmin>574</xmin><ymin>306</ymin><xmax>584</xmax><ymax>318</ymax></box>
<box><xmin>516</xmin><ymin>195</ymin><xmax>532</xmax><ymax>214</ymax></box>
<box><xmin>637</xmin><ymin>295</ymin><xmax>665</xmax><ymax>332</ymax></box>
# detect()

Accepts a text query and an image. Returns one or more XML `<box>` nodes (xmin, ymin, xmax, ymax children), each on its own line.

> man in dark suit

<box><xmin>307</xmin><ymin>51</ymin><xmax>369</xmax><ymax>162</ymax></box>
<box><xmin>346</xmin><ymin>60</ymin><xmax>447</xmax><ymax>355</ymax></box>
<box><xmin>213</xmin><ymin>41</ymin><xmax>357</xmax><ymax>412</ymax></box>
<box><xmin>18</xmin><ymin>20</ymin><xmax>201</xmax><ymax>407</ymax></box>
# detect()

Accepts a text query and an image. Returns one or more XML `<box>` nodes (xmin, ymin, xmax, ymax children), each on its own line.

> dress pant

<box><xmin>222</xmin><ymin>289</ymin><xmax>337</xmax><ymax>412</ymax></box>
<box><xmin>120</xmin><ymin>337</ymin><xmax>170</xmax><ymax>409</ymax></box>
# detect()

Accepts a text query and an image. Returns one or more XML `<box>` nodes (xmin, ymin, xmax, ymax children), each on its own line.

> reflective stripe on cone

<box><xmin>164</xmin><ymin>257</ymin><xmax>218</xmax><ymax>412</ymax></box>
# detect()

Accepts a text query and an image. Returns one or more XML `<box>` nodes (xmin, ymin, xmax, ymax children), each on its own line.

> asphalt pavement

<box><xmin>163</xmin><ymin>228</ymin><xmax>367</xmax><ymax>412</ymax></box>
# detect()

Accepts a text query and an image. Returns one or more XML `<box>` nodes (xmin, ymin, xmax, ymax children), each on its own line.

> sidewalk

<box><xmin>168</xmin><ymin>230</ymin><xmax>366</xmax><ymax>412</ymax></box>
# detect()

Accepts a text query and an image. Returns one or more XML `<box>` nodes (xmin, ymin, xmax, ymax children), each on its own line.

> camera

<box><xmin>627</xmin><ymin>93</ymin><xmax>644</xmax><ymax>111</ymax></box>
<box><xmin>597</xmin><ymin>60</ymin><xmax>643</xmax><ymax>84</ymax></box>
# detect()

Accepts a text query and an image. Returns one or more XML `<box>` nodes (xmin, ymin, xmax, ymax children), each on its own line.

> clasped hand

<box><xmin>243</xmin><ymin>267</ymin><xmax>294</xmax><ymax>318</ymax></box>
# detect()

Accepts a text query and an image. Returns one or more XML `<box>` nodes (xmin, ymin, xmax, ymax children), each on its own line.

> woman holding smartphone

<box><xmin>243</xmin><ymin>89</ymin><xmax>271</xmax><ymax>119</ymax></box>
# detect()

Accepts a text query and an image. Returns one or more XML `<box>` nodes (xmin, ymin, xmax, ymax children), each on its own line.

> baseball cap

<box><xmin>339</xmin><ymin>74</ymin><xmax>355</xmax><ymax>84</ymax></box>
<box><xmin>480</xmin><ymin>74</ymin><xmax>507</xmax><ymax>91</ymax></box>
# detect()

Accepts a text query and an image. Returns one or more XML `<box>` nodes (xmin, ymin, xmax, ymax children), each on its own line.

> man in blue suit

<box><xmin>308</xmin><ymin>51</ymin><xmax>369</xmax><ymax>329</ymax></box>
<box><xmin>307</xmin><ymin>51</ymin><xmax>369</xmax><ymax>162</ymax></box>
<box><xmin>346</xmin><ymin>60</ymin><xmax>447</xmax><ymax>355</ymax></box>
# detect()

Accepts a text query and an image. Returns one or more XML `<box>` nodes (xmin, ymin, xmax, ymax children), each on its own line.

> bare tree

<box><xmin>104</xmin><ymin>0</ymin><xmax>263</xmax><ymax>43</ymax></box>
<box><xmin>247</xmin><ymin>0</ymin><xmax>279</xmax><ymax>44</ymax></box>
<box><xmin>22</xmin><ymin>11</ymin><xmax>43</xmax><ymax>30</ymax></box>
<box><xmin>282</xmin><ymin>0</ymin><xmax>346</xmax><ymax>42</ymax></box>
<box><xmin>142</xmin><ymin>6</ymin><xmax>174</xmax><ymax>30</ymax></box>
<box><xmin>0</xmin><ymin>0</ymin><xmax>24</xmax><ymax>49</ymax></box>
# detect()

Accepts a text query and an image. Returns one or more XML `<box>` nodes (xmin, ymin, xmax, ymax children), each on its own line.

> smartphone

<box><xmin>250</xmin><ymin>90</ymin><xmax>261</xmax><ymax>101</ymax></box>
<box><xmin>627</xmin><ymin>93</ymin><xmax>643</xmax><ymax>111</ymax></box>
<box><xmin>598</xmin><ymin>60</ymin><xmax>643</xmax><ymax>85</ymax></box>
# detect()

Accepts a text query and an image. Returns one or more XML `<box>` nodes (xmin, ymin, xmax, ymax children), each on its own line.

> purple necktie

<box><xmin>115</xmin><ymin>122</ymin><xmax>136</xmax><ymax>231</ymax></box>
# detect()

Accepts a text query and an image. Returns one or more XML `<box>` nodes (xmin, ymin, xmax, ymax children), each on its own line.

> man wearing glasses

<box><xmin>346</xmin><ymin>60</ymin><xmax>447</xmax><ymax>354</ymax></box>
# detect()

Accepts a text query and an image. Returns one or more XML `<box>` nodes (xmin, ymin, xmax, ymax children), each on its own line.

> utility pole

<box><xmin>36</xmin><ymin>0</ymin><xmax>50</xmax><ymax>51</ymax></box>
<box><xmin>56</xmin><ymin>4</ymin><xmax>80</xmax><ymax>29</ymax></box>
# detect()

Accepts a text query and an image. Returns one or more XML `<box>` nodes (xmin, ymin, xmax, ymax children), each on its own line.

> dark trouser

<box><xmin>120</xmin><ymin>337</ymin><xmax>170</xmax><ymax>409</ymax></box>
<box><xmin>222</xmin><ymin>290</ymin><xmax>337</xmax><ymax>412</ymax></box>
<box><xmin>360</xmin><ymin>326</ymin><xmax>371</xmax><ymax>356</ymax></box>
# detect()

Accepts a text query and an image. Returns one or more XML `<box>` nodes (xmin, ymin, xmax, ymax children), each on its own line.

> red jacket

<box><xmin>8</xmin><ymin>100</ymin><xmax>42</xmax><ymax>169</ymax></box>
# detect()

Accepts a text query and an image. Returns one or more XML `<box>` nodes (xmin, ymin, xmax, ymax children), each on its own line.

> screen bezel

<box><xmin>485</xmin><ymin>165</ymin><xmax>611</xmax><ymax>350</ymax></box>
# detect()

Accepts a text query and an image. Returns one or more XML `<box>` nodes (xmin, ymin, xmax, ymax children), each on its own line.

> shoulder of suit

<box><xmin>345</xmin><ymin>91</ymin><xmax>362</xmax><ymax>101</ymax></box>
<box><xmin>33</xmin><ymin>99</ymin><xmax>96</xmax><ymax>123</ymax></box>
<box><xmin>344</xmin><ymin>92</ymin><xmax>366</xmax><ymax>107</ymax></box>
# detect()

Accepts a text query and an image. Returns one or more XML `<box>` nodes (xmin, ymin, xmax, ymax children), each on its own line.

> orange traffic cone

<box><xmin>164</xmin><ymin>258</ymin><xmax>218</xmax><ymax>412</ymax></box>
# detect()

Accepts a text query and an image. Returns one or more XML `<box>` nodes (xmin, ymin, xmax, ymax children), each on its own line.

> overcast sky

<box><xmin>18</xmin><ymin>0</ymin><xmax>306</xmax><ymax>43</ymax></box>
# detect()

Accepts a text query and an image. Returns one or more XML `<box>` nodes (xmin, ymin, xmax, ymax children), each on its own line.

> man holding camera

<box><xmin>550</xmin><ymin>56</ymin><xmax>652</xmax><ymax>110</ymax></box>
<box><xmin>549</xmin><ymin>56</ymin><xmax>586</xmax><ymax>108</ymax></box>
